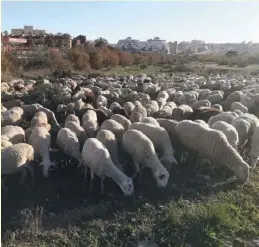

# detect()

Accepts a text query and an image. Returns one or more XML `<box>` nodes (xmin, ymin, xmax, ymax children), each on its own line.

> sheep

<box><xmin>82</xmin><ymin>110</ymin><xmax>100</xmax><ymax>138</ymax></box>
<box><xmin>2</xmin><ymin>143</ymin><xmax>35</xmax><ymax>189</ymax></box>
<box><xmin>80</xmin><ymin>108</ymin><xmax>109</xmax><ymax>126</ymax></box>
<box><xmin>2</xmin><ymin>99</ymin><xmax>24</xmax><ymax>109</ymax></box>
<box><xmin>56</xmin><ymin>128</ymin><xmax>83</xmax><ymax>164</ymax></box>
<box><xmin>25</xmin><ymin>123</ymin><xmax>52</xmax><ymax>143</ymax></box>
<box><xmin>31</xmin><ymin>111</ymin><xmax>48</xmax><ymax>127</ymax></box>
<box><xmin>230</xmin><ymin>102</ymin><xmax>248</xmax><ymax>113</ymax></box>
<box><xmin>249</xmin><ymin>126</ymin><xmax>259</xmax><ymax>168</ymax></box>
<box><xmin>96</xmin><ymin>95</ymin><xmax>108</xmax><ymax>108</ymax></box>
<box><xmin>28</xmin><ymin>127</ymin><xmax>55</xmax><ymax>177</ymax></box>
<box><xmin>123</xmin><ymin>102</ymin><xmax>135</xmax><ymax>116</ymax></box>
<box><xmin>194</xmin><ymin>119</ymin><xmax>209</xmax><ymax>127</ymax></box>
<box><xmin>109</xmin><ymin>102</ymin><xmax>121</xmax><ymax>112</ymax></box>
<box><xmin>112</xmin><ymin>106</ymin><xmax>130</xmax><ymax>119</ymax></box>
<box><xmin>142</xmin><ymin>117</ymin><xmax>160</xmax><ymax>127</ymax></box>
<box><xmin>211</xmin><ymin>121</ymin><xmax>239</xmax><ymax>150</ymax></box>
<box><xmin>231</xmin><ymin>118</ymin><xmax>251</xmax><ymax>149</ymax></box>
<box><xmin>175</xmin><ymin>120</ymin><xmax>249</xmax><ymax>183</ymax></box>
<box><xmin>65</xmin><ymin>121</ymin><xmax>87</xmax><ymax>145</ymax></box>
<box><xmin>82</xmin><ymin>138</ymin><xmax>134</xmax><ymax>196</ymax></box>
<box><xmin>122</xmin><ymin>129</ymin><xmax>169</xmax><ymax>187</ymax></box>
<box><xmin>96</xmin><ymin>130</ymin><xmax>122</xmax><ymax>170</ymax></box>
<box><xmin>208</xmin><ymin>111</ymin><xmax>237</xmax><ymax>127</ymax></box>
<box><xmin>2</xmin><ymin>107</ymin><xmax>23</xmax><ymax>126</ymax></box>
<box><xmin>128</xmin><ymin>122</ymin><xmax>178</xmax><ymax>171</ymax></box>
<box><xmin>99</xmin><ymin>106</ymin><xmax>113</xmax><ymax>118</ymax></box>
<box><xmin>188</xmin><ymin>107</ymin><xmax>222</xmax><ymax>122</ymax></box>
<box><xmin>211</xmin><ymin>104</ymin><xmax>223</xmax><ymax>111</ymax></box>
<box><xmin>110</xmin><ymin>114</ymin><xmax>131</xmax><ymax>130</ymax></box>
<box><xmin>130</xmin><ymin>104</ymin><xmax>148</xmax><ymax>123</ymax></box>
<box><xmin>191</xmin><ymin>100</ymin><xmax>211</xmax><ymax>110</ymax></box>
<box><xmin>66</xmin><ymin>102</ymin><xmax>75</xmax><ymax>114</ymax></box>
<box><xmin>173</xmin><ymin>104</ymin><xmax>193</xmax><ymax>120</ymax></box>
<box><xmin>1</xmin><ymin>139</ymin><xmax>13</xmax><ymax>149</ymax></box>
<box><xmin>101</xmin><ymin>119</ymin><xmax>125</xmax><ymax>143</ymax></box>
<box><xmin>1</xmin><ymin>125</ymin><xmax>25</xmax><ymax>144</ymax></box>
<box><xmin>65</xmin><ymin>114</ymin><xmax>80</xmax><ymax>125</ymax></box>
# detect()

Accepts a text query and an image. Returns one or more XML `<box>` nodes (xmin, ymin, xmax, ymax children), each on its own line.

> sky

<box><xmin>1</xmin><ymin>1</ymin><xmax>259</xmax><ymax>44</ymax></box>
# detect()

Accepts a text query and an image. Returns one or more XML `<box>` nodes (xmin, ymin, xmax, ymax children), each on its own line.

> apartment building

<box><xmin>11</xmin><ymin>25</ymin><xmax>46</xmax><ymax>36</ymax></box>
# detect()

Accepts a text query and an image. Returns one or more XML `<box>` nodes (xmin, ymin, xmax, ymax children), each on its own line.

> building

<box><xmin>117</xmin><ymin>37</ymin><xmax>170</xmax><ymax>53</ymax></box>
<box><xmin>11</xmin><ymin>25</ymin><xmax>46</xmax><ymax>36</ymax></box>
<box><xmin>168</xmin><ymin>41</ymin><xmax>178</xmax><ymax>54</ymax></box>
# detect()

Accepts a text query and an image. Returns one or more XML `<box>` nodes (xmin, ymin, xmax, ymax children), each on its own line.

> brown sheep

<box><xmin>188</xmin><ymin>107</ymin><xmax>223</xmax><ymax>122</ymax></box>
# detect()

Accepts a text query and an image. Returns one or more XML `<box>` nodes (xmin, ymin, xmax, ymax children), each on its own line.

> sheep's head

<box><xmin>120</xmin><ymin>176</ymin><xmax>134</xmax><ymax>196</ymax></box>
<box><xmin>154</xmin><ymin>166</ymin><xmax>169</xmax><ymax>188</ymax></box>
<box><xmin>161</xmin><ymin>155</ymin><xmax>178</xmax><ymax>171</ymax></box>
<box><xmin>235</xmin><ymin>161</ymin><xmax>250</xmax><ymax>183</ymax></box>
<box><xmin>39</xmin><ymin>161</ymin><xmax>56</xmax><ymax>178</ymax></box>
<box><xmin>249</xmin><ymin>154</ymin><xmax>258</xmax><ymax>169</ymax></box>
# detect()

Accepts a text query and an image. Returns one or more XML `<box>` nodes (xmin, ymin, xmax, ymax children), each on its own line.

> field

<box><xmin>2</xmin><ymin>63</ymin><xmax>259</xmax><ymax>247</ymax></box>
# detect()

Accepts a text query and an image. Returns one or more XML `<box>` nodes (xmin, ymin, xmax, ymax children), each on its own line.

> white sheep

<box><xmin>25</xmin><ymin>122</ymin><xmax>51</xmax><ymax>143</ymax></box>
<box><xmin>110</xmin><ymin>114</ymin><xmax>131</xmax><ymax>130</ymax></box>
<box><xmin>1</xmin><ymin>125</ymin><xmax>25</xmax><ymax>144</ymax></box>
<box><xmin>56</xmin><ymin>128</ymin><xmax>83</xmax><ymax>165</ymax></box>
<box><xmin>82</xmin><ymin>110</ymin><xmax>99</xmax><ymax>138</ymax></box>
<box><xmin>99</xmin><ymin>106</ymin><xmax>113</xmax><ymax>118</ymax></box>
<box><xmin>96</xmin><ymin>129</ymin><xmax>122</xmax><ymax>170</ymax></box>
<box><xmin>101</xmin><ymin>119</ymin><xmax>125</xmax><ymax>142</ymax></box>
<box><xmin>82</xmin><ymin>138</ymin><xmax>134</xmax><ymax>196</ymax></box>
<box><xmin>96</xmin><ymin>95</ymin><xmax>108</xmax><ymax>108</ymax></box>
<box><xmin>2</xmin><ymin>107</ymin><xmax>23</xmax><ymax>126</ymax></box>
<box><xmin>122</xmin><ymin>129</ymin><xmax>169</xmax><ymax>187</ymax></box>
<box><xmin>211</xmin><ymin>104</ymin><xmax>223</xmax><ymax>111</ymax></box>
<box><xmin>28</xmin><ymin>126</ymin><xmax>55</xmax><ymax>177</ymax></box>
<box><xmin>194</xmin><ymin>119</ymin><xmax>209</xmax><ymax>127</ymax></box>
<box><xmin>141</xmin><ymin>117</ymin><xmax>160</xmax><ymax>127</ymax></box>
<box><xmin>249</xmin><ymin>126</ymin><xmax>259</xmax><ymax>168</ymax></box>
<box><xmin>1</xmin><ymin>139</ymin><xmax>13</xmax><ymax>149</ymax></box>
<box><xmin>123</xmin><ymin>102</ymin><xmax>135</xmax><ymax>116</ymax></box>
<box><xmin>173</xmin><ymin>104</ymin><xmax>193</xmax><ymax>120</ymax></box>
<box><xmin>211</xmin><ymin>121</ymin><xmax>239</xmax><ymax>150</ymax></box>
<box><xmin>65</xmin><ymin>121</ymin><xmax>87</xmax><ymax>145</ymax></box>
<box><xmin>175</xmin><ymin>120</ymin><xmax>249</xmax><ymax>182</ymax></box>
<box><xmin>65</xmin><ymin>114</ymin><xmax>80</xmax><ymax>125</ymax></box>
<box><xmin>191</xmin><ymin>100</ymin><xmax>211</xmax><ymax>110</ymax></box>
<box><xmin>230</xmin><ymin>102</ymin><xmax>248</xmax><ymax>113</ymax></box>
<box><xmin>208</xmin><ymin>111</ymin><xmax>237</xmax><ymax>127</ymax></box>
<box><xmin>109</xmin><ymin>102</ymin><xmax>121</xmax><ymax>112</ymax></box>
<box><xmin>2</xmin><ymin>143</ymin><xmax>35</xmax><ymax>189</ymax></box>
<box><xmin>130</xmin><ymin>104</ymin><xmax>147</xmax><ymax>123</ymax></box>
<box><xmin>128</xmin><ymin>122</ymin><xmax>178</xmax><ymax>170</ymax></box>
<box><xmin>31</xmin><ymin>111</ymin><xmax>48</xmax><ymax>127</ymax></box>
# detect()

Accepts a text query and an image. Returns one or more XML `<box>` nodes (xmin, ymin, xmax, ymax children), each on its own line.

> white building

<box><xmin>33</xmin><ymin>29</ymin><xmax>46</xmax><ymax>36</ymax></box>
<box><xmin>117</xmin><ymin>37</ymin><xmax>169</xmax><ymax>53</ymax></box>
<box><xmin>11</xmin><ymin>29</ymin><xmax>24</xmax><ymax>35</ymax></box>
<box><xmin>24</xmin><ymin>25</ymin><xmax>33</xmax><ymax>36</ymax></box>
<box><xmin>11</xmin><ymin>25</ymin><xmax>46</xmax><ymax>36</ymax></box>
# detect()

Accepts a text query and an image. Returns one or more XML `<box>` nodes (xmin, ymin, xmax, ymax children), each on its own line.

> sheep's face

<box><xmin>120</xmin><ymin>177</ymin><xmax>134</xmax><ymax>196</ymax></box>
<box><xmin>236</xmin><ymin>162</ymin><xmax>250</xmax><ymax>183</ymax></box>
<box><xmin>40</xmin><ymin>161</ymin><xmax>56</xmax><ymax>178</ymax></box>
<box><xmin>249</xmin><ymin>155</ymin><xmax>258</xmax><ymax>168</ymax></box>
<box><xmin>154</xmin><ymin>167</ymin><xmax>169</xmax><ymax>187</ymax></box>
<box><xmin>161</xmin><ymin>155</ymin><xmax>178</xmax><ymax>171</ymax></box>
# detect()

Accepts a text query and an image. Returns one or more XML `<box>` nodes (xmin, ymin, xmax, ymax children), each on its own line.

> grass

<box><xmin>2</xmin><ymin>166</ymin><xmax>259</xmax><ymax>247</ymax></box>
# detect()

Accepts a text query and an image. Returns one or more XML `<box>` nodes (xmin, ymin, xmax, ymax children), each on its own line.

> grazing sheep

<box><xmin>208</xmin><ymin>111</ymin><xmax>237</xmax><ymax>127</ymax></box>
<box><xmin>211</xmin><ymin>104</ymin><xmax>223</xmax><ymax>111</ymax></box>
<box><xmin>82</xmin><ymin>110</ymin><xmax>100</xmax><ymax>138</ymax></box>
<box><xmin>56</xmin><ymin>128</ymin><xmax>83</xmax><ymax>164</ymax></box>
<box><xmin>82</xmin><ymin>138</ymin><xmax>134</xmax><ymax>196</ymax></box>
<box><xmin>28</xmin><ymin>127</ymin><xmax>55</xmax><ymax>177</ymax></box>
<box><xmin>142</xmin><ymin>117</ymin><xmax>160</xmax><ymax>127</ymax></box>
<box><xmin>2</xmin><ymin>107</ymin><xmax>23</xmax><ymax>126</ymax></box>
<box><xmin>110</xmin><ymin>114</ymin><xmax>131</xmax><ymax>130</ymax></box>
<box><xmin>109</xmin><ymin>102</ymin><xmax>121</xmax><ymax>112</ymax></box>
<box><xmin>231</xmin><ymin>102</ymin><xmax>248</xmax><ymax>113</ymax></box>
<box><xmin>96</xmin><ymin>129</ymin><xmax>122</xmax><ymax>169</ymax></box>
<box><xmin>129</xmin><ymin>122</ymin><xmax>178</xmax><ymax>170</ymax></box>
<box><xmin>1</xmin><ymin>125</ymin><xmax>25</xmax><ymax>144</ymax></box>
<box><xmin>112</xmin><ymin>106</ymin><xmax>130</xmax><ymax>119</ymax></box>
<box><xmin>80</xmin><ymin>108</ymin><xmax>109</xmax><ymax>126</ymax></box>
<box><xmin>211</xmin><ymin>121</ymin><xmax>239</xmax><ymax>150</ymax></box>
<box><xmin>31</xmin><ymin>111</ymin><xmax>48</xmax><ymax>127</ymax></box>
<box><xmin>65</xmin><ymin>114</ymin><xmax>80</xmax><ymax>125</ymax></box>
<box><xmin>99</xmin><ymin>106</ymin><xmax>113</xmax><ymax>118</ymax></box>
<box><xmin>65</xmin><ymin>121</ymin><xmax>87</xmax><ymax>145</ymax></box>
<box><xmin>96</xmin><ymin>95</ymin><xmax>108</xmax><ymax>108</ymax></box>
<box><xmin>2</xmin><ymin>99</ymin><xmax>24</xmax><ymax>109</ymax></box>
<box><xmin>123</xmin><ymin>129</ymin><xmax>169</xmax><ymax>187</ymax></box>
<box><xmin>123</xmin><ymin>102</ymin><xmax>135</xmax><ymax>116</ymax></box>
<box><xmin>101</xmin><ymin>119</ymin><xmax>125</xmax><ymax>143</ymax></box>
<box><xmin>191</xmin><ymin>100</ymin><xmax>211</xmax><ymax>110</ymax></box>
<box><xmin>2</xmin><ymin>143</ymin><xmax>35</xmax><ymax>189</ymax></box>
<box><xmin>173</xmin><ymin>104</ymin><xmax>193</xmax><ymax>120</ymax></box>
<box><xmin>249</xmin><ymin>126</ymin><xmax>259</xmax><ymax>168</ymax></box>
<box><xmin>66</xmin><ymin>102</ymin><xmax>75</xmax><ymax>114</ymax></box>
<box><xmin>194</xmin><ymin>119</ymin><xmax>209</xmax><ymax>127</ymax></box>
<box><xmin>25</xmin><ymin>123</ymin><xmax>51</xmax><ymax>143</ymax></box>
<box><xmin>1</xmin><ymin>139</ymin><xmax>13</xmax><ymax>149</ymax></box>
<box><xmin>130</xmin><ymin>104</ymin><xmax>148</xmax><ymax>123</ymax></box>
<box><xmin>175</xmin><ymin>120</ymin><xmax>249</xmax><ymax>183</ymax></box>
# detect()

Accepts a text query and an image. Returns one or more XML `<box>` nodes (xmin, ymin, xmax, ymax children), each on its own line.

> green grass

<box><xmin>2</xmin><ymin>168</ymin><xmax>259</xmax><ymax>247</ymax></box>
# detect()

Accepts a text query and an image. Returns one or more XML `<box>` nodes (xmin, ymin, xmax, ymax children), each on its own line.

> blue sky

<box><xmin>2</xmin><ymin>1</ymin><xmax>259</xmax><ymax>43</ymax></box>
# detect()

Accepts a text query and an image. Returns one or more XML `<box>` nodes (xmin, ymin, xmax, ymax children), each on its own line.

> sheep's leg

<box><xmin>25</xmin><ymin>164</ymin><xmax>35</xmax><ymax>188</ymax></box>
<box><xmin>18</xmin><ymin>168</ymin><xmax>27</xmax><ymax>186</ymax></box>
<box><xmin>89</xmin><ymin>169</ymin><xmax>95</xmax><ymax>192</ymax></box>
<box><xmin>100</xmin><ymin>177</ymin><xmax>105</xmax><ymax>195</ymax></box>
<box><xmin>84</xmin><ymin>166</ymin><xmax>88</xmax><ymax>183</ymax></box>
<box><xmin>1</xmin><ymin>177</ymin><xmax>8</xmax><ymax>193</ymax></box>
<box><xmin>132</xmin><ymin>160</ymin><xmax>141</xmax><ymax>179</ymax></box>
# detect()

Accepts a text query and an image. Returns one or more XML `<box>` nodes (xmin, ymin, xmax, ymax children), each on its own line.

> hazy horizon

<box><xmin>2</xmin><ymin>1</ymin><xmax>259</xmax><ymax>44</ymax></box>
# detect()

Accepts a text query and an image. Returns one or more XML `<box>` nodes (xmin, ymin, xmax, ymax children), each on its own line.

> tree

<box><xmin>94</xmin><ymin>37</ymin><xmax>108</xmax><ymax>48</ymax></box>
<box><xmin>3</xmin><ymin>30</ymin><xmax>8</xmax><ymax>36</ymax></box>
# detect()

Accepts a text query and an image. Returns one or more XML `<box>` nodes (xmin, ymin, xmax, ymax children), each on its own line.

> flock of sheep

<box><xmin>1</xmin><ymin>72</ymin><xmax>259</xmax><ymax>197</ymax></box>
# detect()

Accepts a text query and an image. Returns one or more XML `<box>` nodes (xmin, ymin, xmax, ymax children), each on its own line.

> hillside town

<box><xmin>2</xmin><ymin>25</ymin><xmax>259</xmax><ymax>56</ymax></box>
